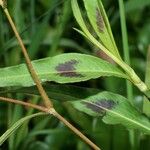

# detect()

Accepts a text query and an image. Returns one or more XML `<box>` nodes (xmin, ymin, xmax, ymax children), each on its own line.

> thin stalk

<box><xmin>118</xmin><ymin>1</ymin><xmax>138</xmax><ymax>150</ymax></box>
<box><xmin>79</xmin><ymin>18</ymin><xmax>149</xmax><ymax>93</ymax></box>
<box><xmin>0</xmin><ymin>96</ymin><xmax>100</xmax><ymax>150</ymax></box>
<box><xmin>52</xmin><ymin>111</ymin><xmax>100</xmax><ymax>150</ymax></box>
<box><xmin>0</xmin><ymin>96</ymin><xmax>49</xmax><ymax>112</ymax></box>
<box><xmin>118</xmin><ymin>0</ymin><xmax>133</xmax><ymax>104</ymax></box>
<box><xmin>3</xmin><ymin>7</ymin><xmax>53</xmax><ymax>109</ymax></box>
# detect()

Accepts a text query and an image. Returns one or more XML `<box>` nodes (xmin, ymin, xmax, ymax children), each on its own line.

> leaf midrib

<box><xmin>0</xmin><ymin>70</ymin><xmax>127</xmax><ymax>81</ymax></box>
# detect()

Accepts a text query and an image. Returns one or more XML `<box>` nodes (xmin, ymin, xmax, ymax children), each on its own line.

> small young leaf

<box><xmin>71</xmin><ymin>0</ymin><xmax>114</xmax><ymax>59</ymax></box>
<box><xmin>83</xmin><ymin>0</ymin><xmax>121</xmax><ymax>59</ymax></box>
<box><xmin>0</xmin><ymin>113</ymin><xmax>46</xmax><ymax>146</ymax></box>
<box><xmin>0</xmin><ymin>53</ymin><xmax>128</xmax><ymax>87</ymax></box>
<box><xmin>70</xmin><ymin>91</ymin><xmax>150</xmax><ymax>134</ymax></box>
<box><xmin>71</xmin><ymin>0</ymin><xmax>127</xmax><ymax>75</ymax></box>
<box><xmin>72</xmin><ymin>0</ymin><xmax>121</xmax><ymax>59</ymax></box>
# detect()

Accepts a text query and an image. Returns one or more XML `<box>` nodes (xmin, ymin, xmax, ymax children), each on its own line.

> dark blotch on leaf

<box><xmin>55</xmin><ymin>59</ymin><xmax>84</xmax><ymax>78</ymax></box>
<box><xmin>96</xmin><ymin>8</ymin><xmax>105</xmax><ymax>32</ymax></box>
<box><xmin>82</xmin><ymin>99</ymin><xmax>116</xmax><ymax>114</ymax></box>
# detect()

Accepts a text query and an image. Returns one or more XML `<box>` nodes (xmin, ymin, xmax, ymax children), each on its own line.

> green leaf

<box><xmin>9</xmin><ymin>84</ymin><xmax>100</xmax><ymax>102</ymax></box>
<box><xmin>71</xmin><ymin>0</ymin><xmax>114</xmax><ymax>59</ymax></box>
<box><xmin>6</xmin><ymin>84</ymin><xmax>150</xmax><ymax>134</ymax></box>
<box><xmin>83</xmin><ymin>0</ymin><xmax>121</xmax><ymax>59</ymax></box>
<box><xmin>0</xmin><ymin>113</ymin><xmax>46</xmax><ymax>146</ymax></box>
<box><xmin>71</xmin><ymin>0</ymin><xmax>127</xmax><ymax>73</ymax></box>
<box><xmin>0</xmin><ymin>53</ymin><xmax>128</xmax><ymax>87</ymax></box>
<box><xmin>70</xmin><ymin>91</ymin><xmax>150</xmax><ymax>134</ymax></box>
<box><xmin>71</xmin><ymin>0</ymin><xmax>90</xmax><ymax>38</ymax></box>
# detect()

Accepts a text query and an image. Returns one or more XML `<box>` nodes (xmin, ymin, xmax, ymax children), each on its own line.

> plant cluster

<box><xmin>0</xmin><ymin>0</ymin><xmax>150</xmax><ymax>150</ymax></box>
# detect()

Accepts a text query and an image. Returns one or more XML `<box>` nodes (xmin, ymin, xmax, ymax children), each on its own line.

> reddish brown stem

<box><xmin>0</xmin><ymin>96</ymin><xmax>100</xmax><ymax>150</ymax></box>
<box><xmin>3</xmin><ymin>8</ymin><xmax>53</xmax><ymax>109</ymax></box>
<box><xmin>0</xmin><ymin>96</ymin><xmax>48</xmax><ymax>112</ymax></box>
<box><xmin>52</xmin><ymin>111</ymin><xmax>101</xmax><ymax>150</ymax></box>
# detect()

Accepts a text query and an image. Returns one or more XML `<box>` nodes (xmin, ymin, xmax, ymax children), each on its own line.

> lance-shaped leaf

<box><xmin>0</xmin><ymin>113</ymin><xmax>46</xmax><ymax>146</ymax></box>
<box><xmin>71</xmin><ymin>0</ymin><xmax>116</xmax><ymax>60</ymax></box>
<box><xmin>70</xmin><ymin>91</ymin><xmax>150</xmax><ymax>134</ymax></box>
<box><xmin>83</xmin><ymin>0</ymin><xmax>121</xmax><ymax>59</ymax></box>
<box><xmin>3</xmin><ymin>84</ymin><xmax>100</xmax><ymax>102</ymax></box>
<box><xmin>0</xmin><ymin>53</ymin><xmax>128</xmax><ymax>87</ymax></box>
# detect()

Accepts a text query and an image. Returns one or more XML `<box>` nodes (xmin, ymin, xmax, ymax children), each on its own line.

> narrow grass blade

<box><xmin>0</xmin><ymin>113</ymin><xmax>46</xmax><ymax>146</ymax></box>
<box><xmin>0</xmin><ymin>53</ymin><xmax>128</xmax><ymax>87</ymax></box>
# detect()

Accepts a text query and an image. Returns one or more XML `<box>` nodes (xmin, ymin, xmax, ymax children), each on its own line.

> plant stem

<box><xmin>118</xmin><ymin>0</ymin><xmax>133</xmax><ymax>104</ymax></box>
<box><xmin>3</xmin><ymin>7</ymin><xmax>53</xmax><ymax>109</ymax></box>
<box><xmin>88</xmin><ymin>28</ymin><xmax>149</xmax><ymax>93</ymax></box>
<box><xmin>0</xmin><ymin>96</ymin><xmax>48</xmax><ymax>112</ymax></box>
<box><xmin>118</xmin><ymin>0</ymin><xmax>138</xmax><ymax>150</ymax></box>
<box><xmin>0</xmin><ymin>96</ymin><xmax>100</xmax><ymax>150</ymax></box>
<box><xmin>52</xmin><ymin>110</ymin><xmax>101</xmax><ymax>150</ymax></box>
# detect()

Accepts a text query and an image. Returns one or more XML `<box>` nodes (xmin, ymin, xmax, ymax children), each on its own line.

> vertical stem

<box><xmin>3</xmin><ymin>8</ymin><xmax>53</xmax><ymax>109</ymax></box>
<box><xmin>53</xmin><ymin>111</ymin><xmax>100</xmax><ymax>150</ymax></box>
<box><xmin>118</xmin><ymin>0</ymin><xmax>133</xmax><ymax>104</ymax></box>
<box><xmin>118</xmin><ymin>1</ymin><xmax>138</xmax><ymax>150</ymax></box>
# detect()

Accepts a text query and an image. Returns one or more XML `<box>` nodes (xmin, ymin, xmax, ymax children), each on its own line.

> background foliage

<box><xmin>0</xmin><ymin>0</ymin><xmax>150</xmax><ymax>149</ymax></box>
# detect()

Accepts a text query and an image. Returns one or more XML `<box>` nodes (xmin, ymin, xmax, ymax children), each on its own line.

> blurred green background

<box><xmin>0</xmin><ymin>0</ymin><xmax>150</xmax><ymax>150</ymax></box>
